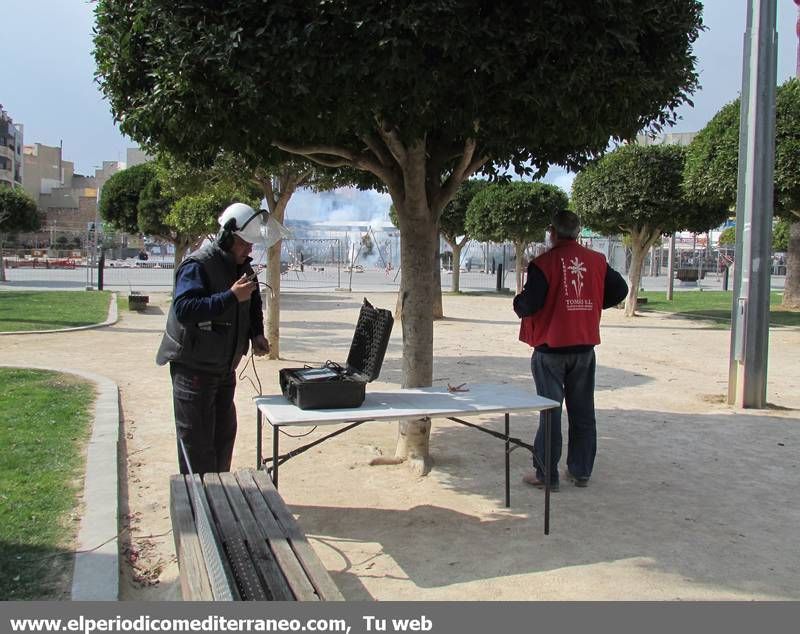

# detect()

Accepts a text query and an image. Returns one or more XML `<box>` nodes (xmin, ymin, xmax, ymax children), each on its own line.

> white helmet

<box><xmin>218</xmin><ymin>202</ymin><xmax>265</xmax><ymax>245</ymax></box>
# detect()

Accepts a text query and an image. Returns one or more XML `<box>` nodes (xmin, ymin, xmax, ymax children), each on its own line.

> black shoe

<box><xmin>566</xmin><ymin>470</ymin><xmax>589</xmax><ymax>488</ymax></box>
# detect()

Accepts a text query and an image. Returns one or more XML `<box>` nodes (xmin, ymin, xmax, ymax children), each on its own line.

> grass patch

<box><xmin>0</xmin><ymin>368</ymin><xmax>95</xmax><ymax>599</ymax></box>
<box><xmin>638</xmin><ymin>291</ymin><xmax>800</xmax><ymax>327</ymax></box>
<box><xmin>0</xmin><ymin>291</ymin><xmax>111</xmax><ymax>331</ymax></box>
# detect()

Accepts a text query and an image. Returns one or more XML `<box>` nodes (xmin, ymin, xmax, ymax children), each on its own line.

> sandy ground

<box><xmin>1</xmin><ymin>291</ymin><xmax>799</xmax><ymax>600</ymax></box>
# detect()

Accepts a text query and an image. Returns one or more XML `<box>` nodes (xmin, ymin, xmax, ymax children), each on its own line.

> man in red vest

<box><xmin>513</xmin><ymin>210</ymin><xmax>628</xmax><ymax>490</ymax></box>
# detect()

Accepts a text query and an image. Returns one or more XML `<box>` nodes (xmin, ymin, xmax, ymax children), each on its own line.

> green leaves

<box><xmin>93</xmin><ymin>0</ymin><xmax>702</xmax><ymax>177</ymax></box>
<box><xmin>684</xmin><ymin>78</ymin><xmax>800</xmax><ymax>220</ymax></box>
<box><xmin>465</xmin><ymin>181</ymin><xmax>568</xmax><ymax>245</ymax></box>
<box><xmin>0</xmin><ymin>187</ymin><xmax>39</xmax><ymax>234</ymax></box>
<box><xmin>572</xmin><ymin>143</ymin><xmax>727</xmax><ymax>238</ymax></box>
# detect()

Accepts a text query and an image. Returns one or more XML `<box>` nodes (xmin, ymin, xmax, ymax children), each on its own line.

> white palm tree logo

<box><xmin>568</xmin><ymin>257</ymin><xmax>586</xmax><ymax>297</ymax></box>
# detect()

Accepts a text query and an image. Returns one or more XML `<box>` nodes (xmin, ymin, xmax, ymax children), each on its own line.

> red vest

<box><xmin>519</xmin><ymin>240</ymin><xmax>608</xmax><ymax>348</ymax></box>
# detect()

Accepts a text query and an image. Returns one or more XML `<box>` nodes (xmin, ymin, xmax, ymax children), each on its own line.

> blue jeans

<box><xmin>531</xmin><ymin>349</ymin><xmax>597</xmax><ymax>483</ymax></box>
<box><xmin>171</xmin><ymin>363</ymin><xmax>238</xmax><ymax>475</ymax></box>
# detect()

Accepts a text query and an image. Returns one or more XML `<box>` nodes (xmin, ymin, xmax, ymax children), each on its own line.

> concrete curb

<box><xmin>0</xmin><ymin>292</ymin><xmax>118</xmax><ymax>336</ymax></box>
<box><xmin>0</xmin><ymin>364</ymin><xmax>120</xmax><ymax>601</ymax></box>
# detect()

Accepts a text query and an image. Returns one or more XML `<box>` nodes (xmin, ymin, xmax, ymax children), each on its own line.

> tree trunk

<box><xmin>782</xmin><ymin>219</ymin><xmax>800</xmax><ymax>309</ymax></box>
<box><xmin>392</xmin><ymin>209</ymin><xmax>438</xmax><ymax>475</ymax></box>
<box><xmin>266</xmin><ymin>240</ymin><xmax>282</xmax><ymax>359</ymax></box>
<box><xmin>624</xmin><ymin>240</ymin><xmax>648</xmax><ymax>317</ymax></box>
<box><xmin>265</xmin><ymin>198</ymin><xmax>289</xmax><ymax>360</ymax></box>
<box><xmin>172</xmin><ymin>236</ymin><xmax>191</xmax><ymax>269</ymax></box>
<box><xmin>451</xmin><ymin>243</ymin><xmax>462</xmax><ymax>292</ymax></box>
<box><xmin>514</xmin><ymin>241</ymin><xmax>526</xmax><ymax>294</ymax></box>
<box><xmin>0</xmin><ymin>236</ymin><xmax>6</xmax><ymax>282</ymax></box>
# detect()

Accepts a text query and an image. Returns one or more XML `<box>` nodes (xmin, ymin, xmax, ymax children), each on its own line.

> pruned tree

<box><xmin>440</xmin><ymin>179</ymin><xmax>488</xmax><ymax>292</ymax></box>
<box><xmin>98</xmin><ymin>163</ymin><xmax>155</xmax><ymax>235</ymax></box>
<box><xmin>94</xmin><ymin>0</ymin><xmax>703</xmax><ymax>474</ymax></box>
<box><xmin>572</xmin><ymin>143</ymin><xmax>727</xmax><ymax>316</ymax></box>
<box><xmin>0</xmin><ymin>187</ymin><xmax>40</xmax><ymax>281</ymax></box>
<box><xmin>466</xmin><ymin>181</ymin><xmax>567</xmax><ymax>293</ymax></box>
<box><xmin>684</xmin><ymin>78</ymin><xmax>800</xmax><ymax>308</ymax></box>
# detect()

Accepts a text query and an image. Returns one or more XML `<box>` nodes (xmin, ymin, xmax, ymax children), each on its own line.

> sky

<box><xmin>2</xmin><ymin>0</ymin><xmax>798</xmax><ymax>219</ymax></box>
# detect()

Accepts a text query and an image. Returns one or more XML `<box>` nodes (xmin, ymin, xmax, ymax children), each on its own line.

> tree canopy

<box><xmin>0</xmin><ymin>186</ymin><xmax>40</xmax><ymax>281</ymax></box>
<box><xmin>98</xmin><ymin>163</ymin><xmax>155</xmax><ymax>235</ymax></box>
<box><xmin>94</xmin><ymin>0</ymin><xmax>702</xmax><ymax>188</ymax></box>
<box><xmin>466</xmin><ymin>182</ymin><xmax>565</xmax><ymax>245</ymax></box>
<box><xmin>0</xmin><ymin>187</ymin><xmax>40</xmax><ymax>234</ymax></box>
<box><xmin>466</xmin><ymin>181</ymin><xmax>568</xmax><ymax>292</ymax></box>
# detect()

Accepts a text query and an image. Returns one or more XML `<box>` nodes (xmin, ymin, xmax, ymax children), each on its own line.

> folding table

<box><xmin>255</xmin><ymin>383</ymin><xmax>559</xmax><ymax>534</ymax></box>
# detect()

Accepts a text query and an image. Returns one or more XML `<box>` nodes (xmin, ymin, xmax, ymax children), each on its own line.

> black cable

<box><xmin>239</xmin><ymin>350</ymin><xmax>262</xmax><ymax>395</ymax></box>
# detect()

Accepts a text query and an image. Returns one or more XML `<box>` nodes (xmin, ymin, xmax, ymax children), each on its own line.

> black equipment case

<box><xmin>279</xmin><ymin>298</ymin><xmax>394</xmax><ymax>409</ymax></box>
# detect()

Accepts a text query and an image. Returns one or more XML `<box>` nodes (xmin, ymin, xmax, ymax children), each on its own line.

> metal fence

<box><xmin>1</xmin><ymin>231</ymin><xmax>788</xmax><ymax>293</ymax></box>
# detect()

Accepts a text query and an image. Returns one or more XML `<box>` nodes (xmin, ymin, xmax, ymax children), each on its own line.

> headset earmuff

<box><xmin>218</xmin><ymin>217</ymin><xmax>238</xmax><ymax>251</ymax></box>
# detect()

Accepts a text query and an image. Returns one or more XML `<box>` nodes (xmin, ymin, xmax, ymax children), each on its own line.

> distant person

<box><xmin>137</xmin><ymin>249</ymin><xmax>149</xmax><ymax>261</ymax></box>
<box><xmin>513</xmin><ymin>210</ymin><xmax>628</xmax><ymax>490</ymax></box>
<box><xmin>156</xmin><ymin>202</ymin><xmax>270</xmax><ymax>475</ymax></box>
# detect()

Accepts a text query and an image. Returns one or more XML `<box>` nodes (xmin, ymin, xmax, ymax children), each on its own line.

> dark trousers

<box><xmin>170</xmin><ymin>363</ymin><xmax>237</xmax><ymax>475</ymax></box>
<box><xmin>531</xmin><ymin>349</ymin><xmax>597</xmax><ymax>483</ymax></box>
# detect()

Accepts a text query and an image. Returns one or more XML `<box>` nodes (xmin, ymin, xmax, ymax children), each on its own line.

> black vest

<box><xmin>156</xmin><ymin>242</ymin><xmax>253</xmax><ymax>374</ymax></box>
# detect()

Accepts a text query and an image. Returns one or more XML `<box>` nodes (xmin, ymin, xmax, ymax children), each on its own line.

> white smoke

<box><xmin>285</xmin><ymin>187</ymin><xmax>392</xmax><ymax>223</ymax></box>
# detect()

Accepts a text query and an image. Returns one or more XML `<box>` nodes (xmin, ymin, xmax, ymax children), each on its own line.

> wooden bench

<box><xmin>169</xmin><ymin>468</ymin><xmax>344</xmax><ymax>601</ymax></box>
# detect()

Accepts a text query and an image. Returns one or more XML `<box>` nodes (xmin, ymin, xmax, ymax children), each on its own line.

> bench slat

<box><xmin>169</xmin><ymin>475</ymin><xmax>214</xmax><ymax>601</ymax></box>
<box><xmin>251</xmin><ymin>470</ymin><xmax>345</xmax><ymax>601</ymax></box>
<box><xmin>187</xmin><ymin>474</ymin><xmax>240</xmax><ymax>600</ymax></box>
<box><xmin>217</xmin><ymin>472</ymin><xmax>295</xmax><ymax>600</ymax></box>
<box><xmin>233</xmin><ymin>470</ymin><xmax>320</xmax><ymax>601</ymax></box>
<box><xmin>204</xmin><ymin>474</ymin><xmax>268</xmax><ymax>600</ymax></box>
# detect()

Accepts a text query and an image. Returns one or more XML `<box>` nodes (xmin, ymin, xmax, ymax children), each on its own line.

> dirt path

<box><xmin>1</xmin><ymin>291</ymin><xmax>799</xmax><ymax>600</ymax></box>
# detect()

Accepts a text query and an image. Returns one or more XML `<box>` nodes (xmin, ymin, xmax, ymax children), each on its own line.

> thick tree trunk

<box><xmin>451</xmin><ymin>243</ymin><xmax>462</xmax><ymax>292</ymax></box>
<box><xmin>514</xmin><ymin>241</ymin><xmax>526</xmax><ymax>294</ymax></box>
<box><xmin>392</xmin><ymin>210</ymin><xmax>438</xmax><ymax>475</ymax></box>
<box><xmin>782</xmin><ymin>219</ymin><xmax>800</xmax><ymax>309</ymax></box>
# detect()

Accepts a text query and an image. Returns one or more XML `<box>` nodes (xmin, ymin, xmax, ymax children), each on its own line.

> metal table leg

<box><xmin>504</xmin><ymin>412</ymin><xmax>510</xmax><ymax>507</ymax></box>
<box><xmin>272</xmin><ymin>425</ymin><xmax>280</xmax><ymax>488</ymax></box>
<box><xmin>544</xmin><ymin>409</ymin><xmax>551</xmax><ymax>535</ymax></box>
<box><xmin>256</xmin><ymin>408</ymin><xmax>263</xmax><ymax>470</ymax></box>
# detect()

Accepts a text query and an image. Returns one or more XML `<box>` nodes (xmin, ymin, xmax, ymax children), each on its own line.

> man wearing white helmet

<box><xmin>157</xmin><ymin>202</ymin><xmax>270</xmax><ymax>475</ymax></box>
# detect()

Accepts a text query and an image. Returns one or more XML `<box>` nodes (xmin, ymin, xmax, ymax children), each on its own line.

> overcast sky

<box><xmin>3</xmin><ymin>0</ymin><xmax>797</xmax><ymax>210</ymax></box>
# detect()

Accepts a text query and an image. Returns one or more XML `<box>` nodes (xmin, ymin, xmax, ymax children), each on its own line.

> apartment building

<box><xmin>23</xmin><ymin>143</ymin><xmax>98</xmax><ymax>232</ymax></box>
<box><xmin>0</xmin><ymin>105</ymin><xmax>24</xmax><ymax>188</ymax></box>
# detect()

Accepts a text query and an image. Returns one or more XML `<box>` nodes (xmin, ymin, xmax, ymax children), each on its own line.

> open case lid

<box><xmin>346</xmin><ymin>298</ymin><xmax>394</xmax><ymax>381</ymax></box>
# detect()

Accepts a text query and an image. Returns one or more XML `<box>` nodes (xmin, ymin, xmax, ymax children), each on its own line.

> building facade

<box><xmin>0</xmin><ymin>105</ymin><xmax>24</xmax><ymax>189</ymax></box>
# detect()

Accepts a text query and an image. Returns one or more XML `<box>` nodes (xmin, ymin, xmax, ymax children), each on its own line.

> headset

<box><xmin>216</xmin><ymin>207</ymin><xmax>267</xmax><ymax>251</ymax></box>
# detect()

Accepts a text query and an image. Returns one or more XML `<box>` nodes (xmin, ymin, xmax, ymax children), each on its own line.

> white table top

<box><xmin>255</xmin><ymin>383</ymin><xmax>559</xmax><ymax>427</ymax></box>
